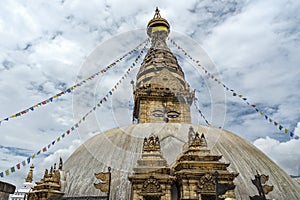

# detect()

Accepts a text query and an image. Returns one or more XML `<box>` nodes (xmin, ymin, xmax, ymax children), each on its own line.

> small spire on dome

<box><xmin>59</xmin><ymin>157</ymin><xmax>63</xmax><ymax>170</ymax></box>
<box><xmin>25</xmin><ymin>164</ymin><xmax>34</xmax><ymax>183</ymax></box>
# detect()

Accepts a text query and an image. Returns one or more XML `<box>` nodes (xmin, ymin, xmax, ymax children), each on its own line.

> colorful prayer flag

<box><xmin>285</xmin><ymin>129</ymin><xmax>289</xmax><ymax>134</ymax></box>
<box><xmin>11</xmin><ymin>167</ymin><xmax>15</xmax><ymax>173</ymax></box>
<box><xmin>290</xmin><ymin>132</ymin><xmax>294</xmax><ymax>137</ymax></box>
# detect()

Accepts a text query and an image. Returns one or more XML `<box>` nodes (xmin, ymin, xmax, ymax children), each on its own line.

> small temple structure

<box><xmin>26</xmin><ymin>158</ymin><xmax>64</xmax><ymax>200</ymax></box>
<box><xmin>129</xmin><ymin>135</ymin><xmax>174</xmax><ymax>200</ymax></box>
<box><xmin>11</xmin><ymin>165</ymin><xmax>35</xmax><ymax>200</ymax></box>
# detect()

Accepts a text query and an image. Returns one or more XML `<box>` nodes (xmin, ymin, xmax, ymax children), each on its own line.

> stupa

<box><xmin>51</xmin><ymin>8</ymin><xmax>300</xmax><ymax>199</ymax></box>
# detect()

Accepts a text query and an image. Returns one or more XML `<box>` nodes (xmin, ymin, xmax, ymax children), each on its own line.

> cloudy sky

<box><xmin>0</xmin><ymin>0</ymin><xmax>300</xmax><ymax>188</ymax></box>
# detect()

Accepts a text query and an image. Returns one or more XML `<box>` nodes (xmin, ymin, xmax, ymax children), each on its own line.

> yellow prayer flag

<box><xmin>285</xmin><ymin>129</ymin><xmax>289</xmax><ymax>134</ymax></box>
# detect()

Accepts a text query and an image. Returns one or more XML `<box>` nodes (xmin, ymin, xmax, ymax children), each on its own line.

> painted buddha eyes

<box><xmin>151</xmin><ymin>110</ymin><xmax>180</xmax><ymax>118</ymax></box>
<box><xmin>152</xmin><ymin>110</ymin><xmax>164</xmax><ymax>117</ymax></box>
<box><xmin>167</xmin><ymin>111</ymin><xmax>180</xmax><ymax>118</ymax></box>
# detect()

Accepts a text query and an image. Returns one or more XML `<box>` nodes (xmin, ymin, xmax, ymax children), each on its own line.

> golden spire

<box><xmin>25</xmin><ymin>164</ymin><xmax>34</xmax><ymax>183</ymax></box>
<box><xmin>133</xmin><ymin>8</ymin><xmax>194</xmax><ymax>124</ymax></box>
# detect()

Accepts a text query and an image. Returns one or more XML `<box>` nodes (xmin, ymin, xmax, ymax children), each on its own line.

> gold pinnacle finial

<box><xmin>25</xmin><ymin>164</ymin><xmax>34</xmax><ymax>183</ymax></box>
<box><xmin>147</xmin><ymin>7</ymin><xmax>170</xmax><ymax>37</ymax></box>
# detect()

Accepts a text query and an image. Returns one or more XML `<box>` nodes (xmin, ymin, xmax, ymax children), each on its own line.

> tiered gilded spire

<box><xmin>133</xmin><ymin>8</ymin><xmax>194</xmax><ymax>124</ymax></box>
<box><xmin>25</xmin><ymin>164</ymin><xmax>34</xmax><ymax>183</ymax></box>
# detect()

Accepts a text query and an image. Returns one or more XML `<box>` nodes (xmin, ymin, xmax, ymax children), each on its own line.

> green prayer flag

<box><xmin>11</xmin><ymin>167</ymin><xmax>15</xmax><ymax>173</ymax></box>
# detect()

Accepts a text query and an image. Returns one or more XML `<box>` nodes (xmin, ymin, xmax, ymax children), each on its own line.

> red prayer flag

<box><xmin>16</xmin><ymin>163</ymin><xmax>21</xmax><ymax>170</ymax></box>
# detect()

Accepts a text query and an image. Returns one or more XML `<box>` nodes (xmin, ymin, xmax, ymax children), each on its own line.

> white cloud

<box><xmin>254</xmin><ymin>134</ymin><xmax>300</xmax><ymax>175</ymax></box>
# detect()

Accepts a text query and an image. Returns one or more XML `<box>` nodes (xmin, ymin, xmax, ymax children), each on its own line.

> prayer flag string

<box><xmin>0</xmin><ymin>41</ymin><xmax>149</xmax><ymax>177</ymax></box>
<box><xmin>168</xmin><ymin>37</ymin><xmax>298</xmax><ymax>139</ymax></box>
<box><xmin>0</xmin><ymin>39</ymin><xmax>149</xmax><ymax>127</ymax></box>
<box><xmin>193</xmin><ymin>97</ymin><xmax>210</xmax><ymax>126</ymax></box>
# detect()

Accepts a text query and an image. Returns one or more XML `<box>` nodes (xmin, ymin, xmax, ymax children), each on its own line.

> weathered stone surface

<box><xmin>0</xmin><ymin>181</ymin><xmax>16</xmax><ymax>200</ymax></box>
<box><xmin>63</xmin><ymin>123</ymin><xmax>300</xmax><ymax>199</ymax></box>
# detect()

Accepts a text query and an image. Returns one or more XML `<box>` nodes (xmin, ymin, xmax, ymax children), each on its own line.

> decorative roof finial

<box><xmin>43</xmin><ymin>169</ymin><xmax>48</xmax><ymax>179</ymax></box>
<box><xmin>153</xmin><ymin>7</ymin><xmax>161</xmax><ymax>19</ymax></box>
<box><xmin>25</xmin><ymin>164</ymin><xmax>34</xmax><ymax>183</ymax></box>
<box><xmin>59</xmin><ymin>157</ymin><xmax>63</xmax><ymax>170</ymax></box>
<box><xmin>189</xmin><ymin>132</ymin><xmax>208</xmax><ymax>148</ymax></box>
<box><xmin>143</xmin><ymin>135</ymin><xmax>161</xmax><ymax>152</ymax></box>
